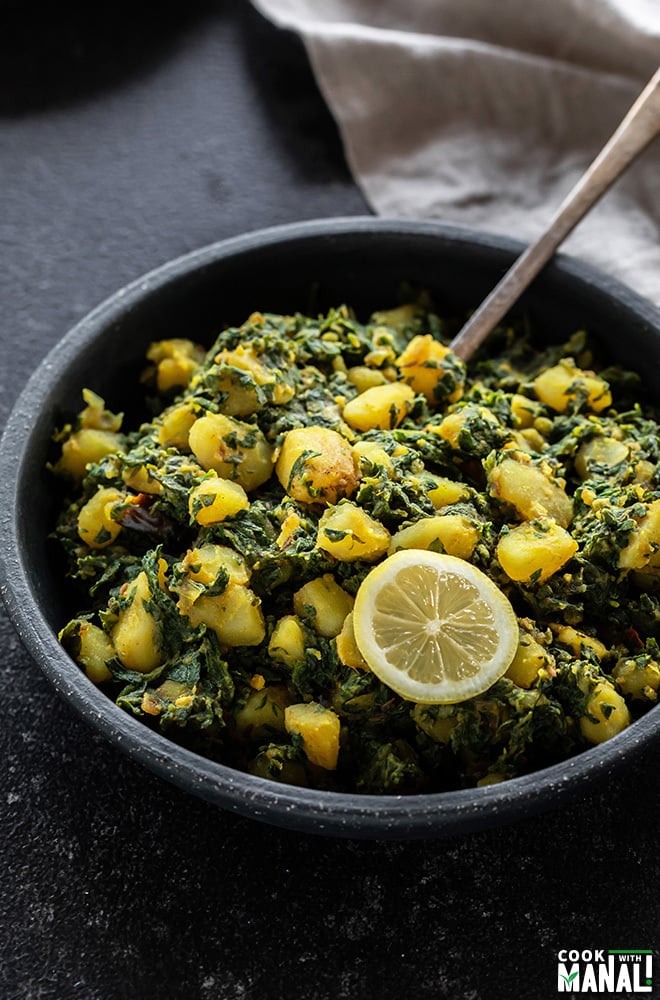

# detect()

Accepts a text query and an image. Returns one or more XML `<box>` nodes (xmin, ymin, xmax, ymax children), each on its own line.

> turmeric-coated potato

<box><xmin>77</xmin><ymin>486</ymin><xmax>125</xmax><ymax>549</ymax></box>
<box><xmin>335</xmin><ymin>611</ymin><xmax>369</xmax><ymax>671</ymax></box>
<box><xmin>111</xmin><ymin>571</ymin><xmax>162</xmax><ymax>673</ymax></box>
<box><xmin>189</xmin><ymin>412</ymin><xmax>273</xmax><ymax>491</ymax></box>
<box><xmin>268</xmin><ymin>615</ymin><xmax>307</xmax><ymax>668</ymax></box>
<box><xmin>232</xmin><ymin>685</ymin><xmax>291</xmax><ymax>740</ymax></box>
<box><xmin>488</xmin><ymin>456</ymin><xmax>573</xmax><ymax>528</ymax></box>
<box><xmin>146</xmin><ymin>338</ymin><xmax>204</xmax><ymax>393</ymax></box>
<box><xmin>342</xmin><ymin>382</ymin><xmax>415</xmax><ymax>431</ymax></box>
<box><xmin>293</xmin><ymin>574</ymin><xmax>354</xmax><ymax>638</ymax></box>
<box><xmin>188</xmin><ymin>475</ymin><xmax>249</xmax><ymax>526</ymax></box>
<box><xmin>275</xmin><ymin>426</ymin><xmax>359</xmax><ymax>506</ymax></box>
<box><xmin>497</xmin><ymin>519</ymin><xmax>578</xmax><ymax>584</ymax></box>
<box><xmin>505</xmin><ymin>635</ymin><xmax>550</xmax><ymax>689</ymax></box>
<box><xmin>317</xmin><ymin>502</ymin><xmax>390</xmax><ymax>563</ymax></box>
<box><xmin>533</xmin><ymin>359</ymin><xmax>611</xmax><ymax>414</ymax></box>
<box><xmin>580</xmin><ymin>682</ymin><xmax>631</xmax><ymax>744</ymax></box>
<box><xmin>284</xmin><ymin>702</ymin><xmax>341</xmax><ymax>770</ymax></box>
<box><xmin>156</xmin><ymin>401</ymin><xmax>198</xmax><ymax>450</ymax></box>
<box><xmin>389</xmin><ymin>514</ymin><xmax>478</xmax><ymax>560</ymax></box>
<box><xmin>618</xmin><ymin>499</ymin><xmax>660</xmax><ymax>572</ymax></box>
<box><xmin>574</xmin><ymin>436</ymin><xmax>628</xmax><ymax>480</ymax></box>
<box><xmin>183</xmin><ymin>584</ymin><xmax>266</xmax><ymax>647</ymax></box>
<box><xmin>58</xmin><ymin>429</ymin><xmax>125</xmax><ymax>481</ymax></box>
<box><xmin>212</xmin><ymin>344</ymin><xmax>294</xmax><ymax>416</ymax></box>
<box><xmin>395</xmin><ymin>335</ymin><xmax>464</xmax><ymax>405</ymax></box>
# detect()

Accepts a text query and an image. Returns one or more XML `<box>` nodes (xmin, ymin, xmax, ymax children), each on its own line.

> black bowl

<box><xmin>2</xmin><ymin>218</ymin><xmax>660</xmax><ymax>839</ymax></box>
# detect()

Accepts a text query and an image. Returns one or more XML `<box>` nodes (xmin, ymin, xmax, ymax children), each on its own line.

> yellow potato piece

<box><xmin>497</xmin><ymin>519</ymin><xmax>578</xmax><ymax>584</ymax></box>
<box><xmin>183</xmin><ymin>584</ymin><xmax>266</xmax><ymax>647</ymax></box>
<box><xmin>489</xmin><ymin>456</ymin><xmax>573</xmax><ymax>528</ymax></box>
<box><xmin>182</xmin><ymin>543</ymin><xmax>250</xmax><ymax>586</ymax></box>
<box><xmin>268</xmin><ymin>615</ymin><xmax>307</xmax><ymax>668</ymax></box>
<box><xmin>342</xmin><ymin>382</ymin><xmax>415</xmax><ymax>431</ymax></box>
<box><xmin>157</xmin><ymin>402</ymin><xmax>198</xmax><ymax>450</ymax></box>
<box><xmin>618</xmin><ymin>499</ymin><xmax>660</xmax><ymax>571</ymax></box>
<box><xmin>112</xmin><ymin>571</ymin><xmax>162</xmax><ymax>673</ymax></box>
<box><xmin>317</xmin><ymin>502</ymin><xmax>391</xmax><ymax>563</ymax></box>
<box><xmin>396</xmin><ymin>334</ymin><xmax>463</xmax><ymax>404</ymax></box>
<box><xmin>232</xmin><ymin>686</ymin><xmax>291</xmax><ymax>740</ymax></box>
<box><xmin>58</xmin><ymin>428</ymin><xmax>125</xmax><ymax>481</ymax></box>
<box><xmin>533</xmin><ymin>359</ymin><xmax>611</xmax><ymax>413</ymax></box>
<box><xmin>430</xmin><ymin>404</ymin><xmax>500</xmax><ymax>450</ymax></box>
<box><xmin>189</xmin><ymin>476</ymin><xmax>250</xmax><ymax>526</ymax></box>
<box><xmin>580</xmin><ymin>682</ymin><xmax>631</xmax><ymax>744</ymax></box>
<box><xmin>189</xmin><ymin>412</ymin><xmax>273</xmax><ymax>491</ymax></box>
<box><xmin>293</xmin><ymin>574</ymin><xmax>354</xmax><ymax>638</ymax></box>
<box><xmin>389</xmin><ymin>514</ymin><xmax>478</xmax><ymax>561</ymax></box>
<box><xmin>425</xmin><ymin>476</ymin><xmax>469</xmax><ymax>509</ymax></box>
<box><xmin>574</xmin><ymin>436</ymin><xmax>628</xmax><ymax>480</ymax></box>
<box><xmin>285</xmin><ymin>702</ymin><xmax>341</xmax><ymax>770</ymax></box>
<box><xmin>77</xmin><ymin>486</ymin><xmax>125</xmax><ymax>549</ymax></box>
<box><xmin>335</xmin><ymin>611</ymin><xmax>369</xmax><ymax>670</ymax></box>
<box><xmin>74</xmin><ymin>621</ymin><xmax>115</xmax><ymax>684</ymax></box>
<box><xmin>275</xmin><ymin>426</ymin><xmax>359</xmax><ymax>506</ymax></box>
<box><xmin>505</xmin><ymin>635</ymin><xmax>549</xmax><ymax>689</ymax></box>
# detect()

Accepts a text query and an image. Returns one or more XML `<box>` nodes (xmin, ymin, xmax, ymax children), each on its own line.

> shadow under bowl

<box><xmin>2</xmin><ymin>218</ymin><xmax>660</xmax><ymax>839</ymax></box>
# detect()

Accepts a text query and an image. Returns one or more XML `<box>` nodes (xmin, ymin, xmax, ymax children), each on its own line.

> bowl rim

<box><xmin>2</xmin><ymin>215</ymin><xmax>660</xmax><ymax>839</ymax></box>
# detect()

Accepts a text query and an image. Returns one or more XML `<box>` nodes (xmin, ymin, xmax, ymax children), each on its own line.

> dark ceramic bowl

<box><xmin>2</xmin><ymin>218</ymin><xmax>660</xmax><ymax>839</ymax></box>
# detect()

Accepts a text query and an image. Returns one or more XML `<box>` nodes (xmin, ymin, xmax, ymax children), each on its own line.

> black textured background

<box><xmin>1</xmin><ymin>4</ymin><xmax>659</xmax><ymax>999</ymax></box>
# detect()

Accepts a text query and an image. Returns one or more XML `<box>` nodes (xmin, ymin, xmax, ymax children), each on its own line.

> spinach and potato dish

<box><xmin>52</xmin><ymin>302</ymin><xmax>660</xmax><ymax>793</ymax></box>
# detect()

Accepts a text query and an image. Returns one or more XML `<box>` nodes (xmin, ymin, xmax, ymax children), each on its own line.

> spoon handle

<box><xmin>449</xmin><ymin>66</ymin><xmax>660</xmax><ymax>362</ymax></box>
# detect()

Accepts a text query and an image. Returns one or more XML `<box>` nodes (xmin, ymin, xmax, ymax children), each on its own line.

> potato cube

<box><xmin>182</xmin><ymin>543</ymin><xmax>250</xmax><ymax>586</ymax></box>
<box><xmin>284</xmin><ymin>702</ymin><xmax>341</xmax><ymax>770</ymax></box>
<box><xmin>269</xmin><ymin>615</ymin><xmax>307</xmax><ymax>668</ymax></box>
<box><xmin>293</xmin><ymin>574</ymin><xmax>354</xmax><ymax>638</ymax></box>
<box><xmin>183</xmin><ymin>585</ymin><xmax>266</xmax><ymax>647</ymax></box>
<box><xmin>533</xmin><ymin>360</ymin><xmax>611</xmax><ymax>413</ymax></box>
<box><xmin>122</xmin><ymin>464</ymin><xmax>163</xmax><ymax>495</ymax></box>
<box><xmin>554</xmin><ymin>626</ymin><xmax>607</xmax><ymax>661</ymax></box>
<box><xmin>275</xmin><ymin>426</ymin><xmax>359</xmax><ymax>506</ymax></box>
<box><xmin>395</xmin><ymin>334</ymin><xmax>463</xmax><ymax>404</ymax></box>
<box><xmin>574</xmin><ymin>436</ymin><xmax>628</xmax><ymax>480</ymax></box>
<box><xmin>335</xmin><ymin>611</ymin><xmax>369</xmax><ymax>670</ymax></box>
<box><xmin>146</xmin><ymin>338</ymin><xmax>204</xmax><ymax>392</ymax></box>
<box><xmin>157</xmin><ymin>401</ymin><xmax>198</xmax><ymax>449</ymax></box>
<box><xmin>317</xmin><ymin>502</ymin><xmax>391</xmax><ymax>563</ymax></box>
<box><xmin>389</xmin><ymin>514</ymin><xmax>478</xmax><ymax>560</ymax></box>
<box><xmin>505</xmin><ymin>635</ymin><xmax>549</xmax><ymax>688</ymax></box>
<box><xmin>346</xmin><ymin>366</ymin><xmax>387</xmax><ymax>393</ymax></box>
<box><xmin>488</xmin><ymin>456</ymin><xmax>573</xmax><ymax>528</ymax></box>
<box><xmin>72</xmin><ymin>621</ymin><xmax>115</xmax><ymax>684</ymax></box>
<box><xmin>618</xmin><ymin>499</ymin><xmax>660</xmax><ymax>571</ymax></box>
<box><xmin>111</xmin><ymin>571</ymin><xmax>162</xmax><ymax>673</ymax></box>
<box><xmin>352</xmin><ymin>440</ymin><xmax>395</xmax><ymax>476</ymax></box>
<box><xmin>77</xmin><ymin>486</ymin><xmax>125</xmax><ymax>549</ymax></box>
<box><xmin>58</xmin><ymin>428</ymin><xmax>125</xmax><ymax>481</ymax></box>
<box><xmin>189</xmin><ymin>412</ymin><xmax>273</xmax><ymax>491</ymax></box>
<box><xmin>424</xmin><ymin>476</ymin><xmax>469</xmax><ymax>509</ymax></box>
<box><xmin>232</xmin><ymin>686</ymin><xmax>291</xmax><ymax>740</ymax></box>
<box><xmin>342</xmin><ymin>382</ymin><xmax>415</xmax><ymax>431</ymax></box>
<box><xmin>497</xmin><ymin>519</ymin><xmax>578</xmax><ymax>584</ymax></box>
<box><xmin>430</xmin><ymin>404</ymin><xmax>500</xmax><ymax>450</ymax></box>
<box><xmin>580</xmin><ymin>682</ymin><xmax>630</xmax><ymax>744</ymax></box>
<box><xmin>189</xmin><ymin>475</ymin><xmax>249</xmax><ymax>525</ymax></box>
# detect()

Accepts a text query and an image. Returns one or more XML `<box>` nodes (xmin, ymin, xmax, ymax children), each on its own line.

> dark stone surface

<box><xmin>1</xmin><ymin>3</ymin><xmax>658</xmax><ymax>998</ymax></box>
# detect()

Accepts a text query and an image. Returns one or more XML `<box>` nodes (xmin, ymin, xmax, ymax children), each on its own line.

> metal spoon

<box><xmin>449</xmin><ymin>66</ymin><xmax>660</xmax><ymax>362</ymax></box>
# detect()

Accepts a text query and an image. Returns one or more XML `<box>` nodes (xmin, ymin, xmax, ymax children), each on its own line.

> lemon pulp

<box><xmin>353</xmin><ymin>550</ymin><xmax>518</xmax><ymax>704</ymax></box>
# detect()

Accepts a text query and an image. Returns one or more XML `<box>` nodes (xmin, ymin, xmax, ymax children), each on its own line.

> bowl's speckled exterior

<box><xmin>2</xmin><ymin>218</ymin><xmax>660</xmax><ymax>839</ymax></box>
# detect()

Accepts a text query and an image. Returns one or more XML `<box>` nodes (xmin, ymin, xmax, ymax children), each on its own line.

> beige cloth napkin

<box><xmin>252</xmin><ymin>0</ymin><xmax>660</xmax><ymax>305</ymax></box>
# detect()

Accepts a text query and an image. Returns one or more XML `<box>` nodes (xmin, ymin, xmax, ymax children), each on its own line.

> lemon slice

<box><xmin>353</xmin><ymin>550</ymin><xmax>518</xmax><ymax>704</ymax></box>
